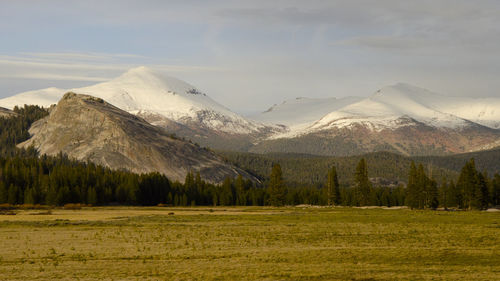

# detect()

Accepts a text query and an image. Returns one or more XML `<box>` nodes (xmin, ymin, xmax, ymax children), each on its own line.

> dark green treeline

<box><xmin>1</xmin><ymin>155</ymin><xmax>498</xmax><ymax>209</ymax></box>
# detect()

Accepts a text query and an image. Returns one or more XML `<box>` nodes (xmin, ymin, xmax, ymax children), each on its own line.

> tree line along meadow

<box><xmin>0</xmin><ymin>105</ymin><xmax>499</xmax><ymax>210</ymax></box>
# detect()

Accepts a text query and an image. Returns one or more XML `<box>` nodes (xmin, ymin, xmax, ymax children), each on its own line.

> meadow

<box><xmin>0</xmin><ymin>206</ymin><xmax>498</xmax><ymax>280</ymax></box>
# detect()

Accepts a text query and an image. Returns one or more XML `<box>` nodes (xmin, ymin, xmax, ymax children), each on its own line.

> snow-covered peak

<box><xmin>111</xmin><ymin>66</ymin><xmax>198</xmax><ymax>97</ymax></box>
<box><xmin>249</xmin><ymin>96</ymin><xmax>363</xmax><ymax>127</ymax></box>
<box><xmin>0</xmin><ymin>66</ymin><xmax>267</xmax><ymax>134</ymax></box>
<box><xmin>76</xmin><ymin>66</ymin><xmax>232</xmax><ymax>117</ymax></box>
<box><xmin>309</xmin><ymin>84</ymin><xmax>472</xmax><ymax>132</ymax></box>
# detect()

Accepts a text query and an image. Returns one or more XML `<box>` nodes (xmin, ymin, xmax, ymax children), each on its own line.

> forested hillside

<box><xmin>219</xmin><ymin>151</ymin><xmax>461</xmax><ymax>186</ymax></box>
<box><xmin>0</xmin><ymin>105</ymin><xmax>48</xmax><ymax>156</ymax></box>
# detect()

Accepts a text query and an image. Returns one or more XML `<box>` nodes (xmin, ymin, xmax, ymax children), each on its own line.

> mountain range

<box><xmin>1</xmin><ymin>67</ymin><xmax>499</xmax><ymax>157</ymax></box>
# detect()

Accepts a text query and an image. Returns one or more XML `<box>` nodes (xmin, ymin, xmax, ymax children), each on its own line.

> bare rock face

<box><xmin>20</xmin><ymin>92</ymin><xmax>254</xmax><ymax>183</ymax></box>
<box><xmin>0</xmin><ymin>107</ymin><xmax>17</xmax><ymax>118</ymax></box>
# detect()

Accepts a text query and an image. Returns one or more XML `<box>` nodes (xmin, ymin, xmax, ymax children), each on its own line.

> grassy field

<box><xmin>0</xmin><ymin>207</ymin><xmax>499</xmax><ymax>280</ymax></box>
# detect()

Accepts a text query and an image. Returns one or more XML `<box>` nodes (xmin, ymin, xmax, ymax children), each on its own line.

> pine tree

<box><xmin>473</xmin><ymin>172</ymin><xmax>489</xmax><ymax>210</ymax></box>
<box><xmin>235</xmin><ymin>174</ymin><xmax>247</xmax><ymax>206</ymax></box>
<box><xmin>268</xmin><ymin>164</ymin><xmax>286</xmax><ymax>206</ymax></box>
<box><xmin>457</xmin><ymin>159</ymin><xmax>489</xmax><ymax>210</ymax></box>
<box><xmin>425</xmin><ymin>178</ymin><xmax>439</xmax><ymax>210</ymax></box>
<box><xmin>326</xmin><ymin>166</ymin><xmax>340</xmax><ymax>206</ymax></box>
<box><xmin>354</xmin><ymin>159</ymin><xmax>371</xmax><ymax>206</ymax></box>
<box><xmin>219</xmin><ymin>177</ymin><xmax>234</xmax><ymax>206</ymax></box>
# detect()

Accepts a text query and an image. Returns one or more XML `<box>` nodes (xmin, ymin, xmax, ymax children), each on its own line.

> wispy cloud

<box><xmin>0</xmin><ymin>53</ymin><xmax>227</xmax><ymax>84</ymax></box>
<box><xmin>0</xmin><ymin>57</ymin><xmax>129</xmax><ymax>71</ymax></box>
<box><xmin>18</xmin><ymin>52</ymin><xmax>148</xmax><ymax>61</ymax></box>
<box><xmin>0</xmin><ymin>72</ymin><xmax>110</xmax><ymax>82</ymax></box>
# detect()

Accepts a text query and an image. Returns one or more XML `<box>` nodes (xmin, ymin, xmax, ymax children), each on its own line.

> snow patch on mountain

<box><xmin>0</xmin><ymin>87</ymin><xmax>65</xmax><ymax>109</ymax></box>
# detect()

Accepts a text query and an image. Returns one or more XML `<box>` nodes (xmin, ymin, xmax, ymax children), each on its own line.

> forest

<box><xmin>0</xmin><ymin>106</ymin><xmax>499</xmax><ymax>209</ymax></box>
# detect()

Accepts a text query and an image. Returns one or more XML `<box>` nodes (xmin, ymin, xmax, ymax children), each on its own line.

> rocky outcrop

<box><xmin>20</xmin><ymin>92</ymin><xmax>255</xmax><ymax>183</ymax></box>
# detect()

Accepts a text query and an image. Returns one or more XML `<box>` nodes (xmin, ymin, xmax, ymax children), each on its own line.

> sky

<box><xmin>0</xmin><ymin>0</ymin><xmax>499</xmax><ymax>114</ymax></box>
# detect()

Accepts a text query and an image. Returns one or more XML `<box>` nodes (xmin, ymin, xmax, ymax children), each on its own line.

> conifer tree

<box><xmin>457</xmin><ymin>159</ymin><xmax>489</xmax><ymax>210</ymax></box>
<box><xmin>235</xmin><ymin>174</ymin><xmax>247</xmax><ymax>206</ymax></box>
<box><xmin>219</xmin><ymin>177</ymin><xmax>233</xmax><ymax>206</ymax></box>
<box><xmin>354</xmin><ymin>159</ymin><xmax>371</xmax><ymax>206</ymax></box>
<box><xmin>326</xmin><ymin>166</ymin><xmax>340</xmax><ymax>206</ymax></box>
<box><xmin>425</xmin><ymin>178</ymin><xmax>439</xmax><ymax>210</ymax></box>
<box><xmin>268</xmin><ymin>164</ymin><xmax>286</xmax><ymax>206</ymax></box>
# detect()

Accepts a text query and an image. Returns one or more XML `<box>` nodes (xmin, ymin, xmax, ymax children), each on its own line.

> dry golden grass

<box><xmin>0</xmin><ymin>206</ymin><xmax>498</xmax><ymax>280</ymax></box>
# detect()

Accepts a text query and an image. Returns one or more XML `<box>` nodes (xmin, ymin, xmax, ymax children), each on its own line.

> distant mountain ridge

<box><xmin>248</xmin><ymin>83</ymin><xmax>500</xmax><ymax>156</ymax></box>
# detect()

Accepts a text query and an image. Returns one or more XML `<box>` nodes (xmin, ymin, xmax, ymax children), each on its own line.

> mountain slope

<box><xmin>20</xmin><ymin>92</ymin><xmax>255</xmax><ymax>183</ymax></box>
<box><xmin>0</xmin><ymin>87</ymin><xmax>65</xmax><ymax>109</ymax></box>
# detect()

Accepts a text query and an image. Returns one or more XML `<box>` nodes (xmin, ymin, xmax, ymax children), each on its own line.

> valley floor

<box><xmin>0</xmin><ymin>207</ymin><xmax>499</xmax><ymax>280</ymax></box>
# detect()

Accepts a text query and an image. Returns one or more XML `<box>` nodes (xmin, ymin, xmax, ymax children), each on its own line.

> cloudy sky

<box><xmin>1</xmin><ymin>0</ymin><xmax>499</xmax><ymax>114</ymax></box>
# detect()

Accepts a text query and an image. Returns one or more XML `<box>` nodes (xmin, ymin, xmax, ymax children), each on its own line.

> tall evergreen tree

<box><xmin>425</xmin><ymin>178</ymin><xmax>439</xmax><ymax>210</ymax></box>
<box><xmin>457</xmin><ymin>159</ymin><xmax>489</xmax><ymax>210</ymax></box>
<box><xmin>219</xmin><ymin>177</ymin><xmax>234</xmax><ymax>206</ymax></box>
<box><xmin>235</xmin><ymin>174</ymin><xmax>247</xmax><ymax>206</ymax></box>
<box><xmin>326</xmin><ymin>166</ymin><xmax>340</xmax><ymax>206</ymax></box>
<box><xmin>268</xmin><ymin>164</ymin><xmax>286</xmax><ymax>206</ymax></box>
<box><xmin>354</xmin><ymin>159</ymin><xmax>371</xmax><ymax>206</ymax></box>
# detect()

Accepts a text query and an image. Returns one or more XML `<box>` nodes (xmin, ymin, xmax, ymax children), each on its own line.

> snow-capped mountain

<box><xmin>0</xmin><ymin>67</ymin><xmax>274</xmax><ymax>136</ymax></box>
<box><xmin>308</xmin><ymin>84</ymin><xmax>472</xmax><ymax>133</ymax></box>
<box><xmin>265</xmin><ymin>83</ymin><xmax>500</xmax><ymax>138</ymax></box>
<box><xmin>249</xmin><ymin>96</ymin><xmax>363</xmax><ymax>127</ymax></box>
<box><xmin>248</xmin><ymin>83</ymin><xmax>500</xmax><ymax>156</ymax></box>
